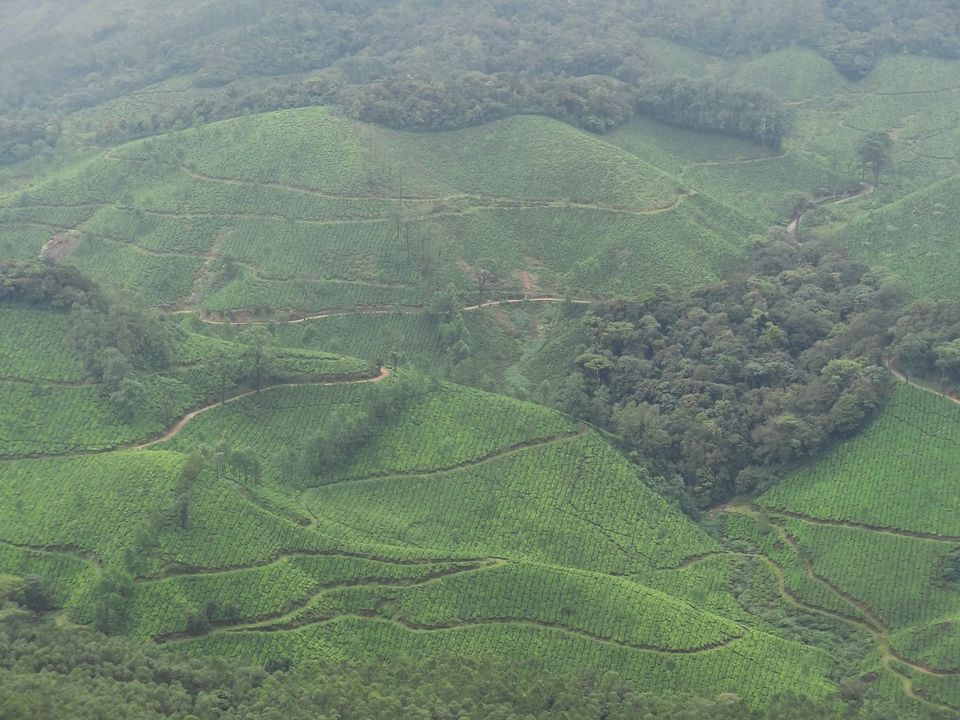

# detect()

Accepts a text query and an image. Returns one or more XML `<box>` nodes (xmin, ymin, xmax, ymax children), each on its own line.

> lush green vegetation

<box><xmin>4</xmin><ymin>614</ymin><xmax>939</xmax><ymax>720</ymax></box>
<box><xmin>761</xmin><ymin>385</ymin><xmax>960</xmax><ymax>537</ymax></box>
<box><xmin>557</xmin><ymin>236</ymin><xmax>906</xmax><ymax>508</ymax></box>
<box><xmin>4</xmin><ymin>4</ymin><xmax>960</xmax><ymax>716</ymax></box>
<box><xmin>0</xmin><ymin>364</ymin><xmax>848</xmax><ymax>706</ymax></box>
<box><xmin>710</xmin><ymin>383</ymin><xmax>960</xmax><ymax>711</ymax></box>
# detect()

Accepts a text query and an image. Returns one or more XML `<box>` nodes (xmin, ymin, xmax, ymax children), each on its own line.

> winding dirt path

<box><xmin>722</xmin><ymin>505</ymin><xmax>960</xmax><ymax>713</ymax></box>
<box><xmin>177</xmin><ymin>165</ymin><xmax>686</xmax><ymax>217</ymax></box>
<box><xmin>173</xmin><ymin>297</ymin><xmax>592</xmax><ymax>326</ymax></box>
<box><xmin>144</xmin><ymin>546</ymin><xmax>479</xmax><ymax>583</ymax></box>
<box><xmin>134</xmin><ymin>367</ymin><xmax>392</xmax><ymax>450</ymax></box>
<box><xmin>153</xmin><ymin>559</ymin><xmax>499</xmax><ymax>644</ymax></box>
<box><xmin>5</xmin><ymin>368</ymin><xmax>392</xmax><ymax>461</ymax></box>
<box><xmin>177</xmin><ymin>306</ymin><xmax>423</xmax><ymax>326</ymax></box>
<box><xmin>461</xmin><ymin>297</ymin><xmax>593</xmax><ymax>312</ymax></box>
<box><xmin>886</xmin><ymin>357</ymin><xmax>960</xmax><ymax>408</ymax></box>
<box><xmin>219</xmin><ymin>598</ymin><xmax>742</xmax><ymax>657</ymax></box>
<box><xmin>766</xmin><ymin>507</ymin><xmax>960</xmax><ymax>544</ymax></box>
<box><xmin>787</xmin><ymin>182</ymin><xmax>875</xmax><ymax>234</ymax></box>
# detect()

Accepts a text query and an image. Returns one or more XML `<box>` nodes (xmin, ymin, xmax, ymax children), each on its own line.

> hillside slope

<box><xmin>0</xmin><ymin>334</ymin><xmax>837</xmax><ymax>705</ymax></box>
<box><xmin>0</xmin><ymin>108</ymin><xmax>760</xmax><ymax>313</ymax></box>
<box><xmin>721</xmin><ymin>383</ymin><xmax>960</xmax><ymax>713</ymax></box>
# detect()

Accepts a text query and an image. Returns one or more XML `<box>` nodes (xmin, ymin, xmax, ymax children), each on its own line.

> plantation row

<box><xmin>212</xmin><ymin>217</ymin><xmax>420</xmax><ymax>286</ymax></box>
<box><xmin>309</xmin><ymin>433</ymin><xmax>720</xmax><ymax>575</ymax></box>
<box><xmin>0</xmin><ymin>225</ymin><xmax>54</xmax><ymax>261</ymax></box>
<box><xmin>69</xmin><ymin>236</ymin><xmax>201</xmax><ymax>307</ymax></box>
<box><xmin>0</xmin><ymin>452</ymin><xmax>183</xmax><ymax>565</ymax></box>
<box><xmin>901</xmin><ymin>666</ymin><xmax>960</xmax><ymax>713</ymax></box>
<box><xmin>145</xmin><ymin>476</ymin><xmax>471</xmax><ymax>577</ymax></box>
<box><xmin>131</xmin><ymin>554</ymin><xmax>480</xmax><ymax>640</ymax></box>
<box><xmin>163</xmin><ymin>381</ymin><xmax>577</xmax><ymax>483</ymax></box>
<box><xmin>0</xmin><ymin>382</ymin><xmax>175</xmax><ymax>455</ymax></box>
<box><xmin>0</xmin><ymin>308</ymin><xmax>88</xmax><ymax>383</ymax></box>
<box><xmin>173</xmin><ymin>616</ymin><xmax>834</xmax><ymax>707</ymax></box>
<box><xmin>0</xmin><ymin>541</ymin><xmax>95</xmax><ymax>613</ymax></box>
<box><xmin>202</xmin><ymin>270</ymin><xmax>429</xmax><ymax>316</ymax></box>
<box><xmin>161</xmin><ymin>381</ymin><xmax>376</xmax><ymax>465</ymax></box>
<box><xmin>760</xmin><ymin>385</ymin><xmax>960</xmax><ymax>537</ymax></box>
<box><xmin>82</xmin><ymin>207</ymin><xmax>223</xmax><ymax>255</ymax></box>
<box><xmin>683</xmin><ymin>151</ymin><xmax>855</xmax><ymax>225</ymax></box>
<box><xmin>638</xmin><ymin>553</ymin><xmax>760</xmax><ymax>628</ymax></box>
<box><xmin>0</xmin><ymin>324</ymin><xmax>373</xmax><ymax>458</ymax></box>
<box><xmin>89</xmin><ymin>176</ymin><xmax>398</xmax><ymax>224</ymax></box>
<box><xmin>389</xmin><ymin>562</ymin><xmax>744</xmax><ymax>651</ymax></box>
<box><xmin>266</xmin><ymin>312</ymin><xmax>448</xmax><ymax>367</ymax></box>
<box><xmin>721</xmin><ymin>513</ymin><xmax>875</xmax><ymax>626</ymax></box>
<box><xmin>891</xmin><ymin>620</ymin><xmax>960</xmax><ymax>673</ymax></box>
<box><xmin>0</xmin><ymin>106</ymin><xmax>775</xmax><ymax>315</ymax></box>
<box><xmin>175</xmin><ymin>331</ymin><xmax>372</xmax><ymax>379</ymax></box>
<box><xmin>0</xmin><ymin>204</ymin><xmax>97</xmax><ymax>229</ymax></box>
<box><xmin>330</xmin><ymin>386</ymin><xmax>578</xmax><ymax>482</ymax></box>
<box><xmin>158</xmin><ymin>110</ymin><xmax>680</xmax><ymax>209</ymax></box>
<box><xmin>784</xmin><ymin>519</ymin><xmax>960</xmax><ymax>633</ymax></box>
<box><xmin>836</xmin><ymin>173</ymin><xmax>960</xmax><ymax>303</ymax></box>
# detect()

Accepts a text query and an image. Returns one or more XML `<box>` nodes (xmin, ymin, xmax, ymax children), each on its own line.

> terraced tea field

<box><xmin>0</xmin><ymin>309</ymin><xmax>373</xmax><ymax>458</ymax></box>
<box><xmin>0</xmin><ymin>358</ymin><xmax>841</xmax><ymax>706</ymax></box>
<box><xmin>718</xmin><ymin>383</ymin><xmax>960</xmax><ymax>713</ymax></box>
<box><xmin>4</xmin><ymin>41</ymin><xmax>960</xmax><ymax>715</ymax></box>
<box><xmin>0</xmin><ymin>108</ymin><xmax>767</xmax><ymax>316</ymax></box>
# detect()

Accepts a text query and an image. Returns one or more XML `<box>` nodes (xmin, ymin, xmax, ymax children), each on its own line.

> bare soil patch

<box><xmin>41</xmin><ymin>231</ymin><xmax>80</xmax><ymax>262</ymax></box>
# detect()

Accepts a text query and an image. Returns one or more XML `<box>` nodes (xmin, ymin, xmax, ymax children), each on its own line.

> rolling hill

<box><xmin>4</xmin><ymin>25</ymin><xmax>960</xmax><ymax>719</ymax></box>
<box><xmin>0</xmin><ymin>108</ymin><xmax>764</xmax><ymax>315</ymax></box>
<box><xmin>0</xmin><ymin>323</ymin><xmax>839</xmax><ymax>705</ymax></box>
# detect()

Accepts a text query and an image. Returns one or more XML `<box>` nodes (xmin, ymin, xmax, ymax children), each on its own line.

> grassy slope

<box><xmin>153</xmin><ymin>378</ymin><xmax>834</xmax><ymax>704</ymax></box>
<box><xmin>833</xmin><ymin>175</ymin><xmax>960</xmax><ymax>301</ymax></box>
<box><xmin>3</xmin><ymin>39</ymin><xmax>960</xmax><ymax>710</ymax></box>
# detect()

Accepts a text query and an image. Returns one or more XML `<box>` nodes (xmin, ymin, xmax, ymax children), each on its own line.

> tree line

<box><xmin>6</xmin><ymin>1</ymin><xmax>960</xmax><ymax>161</ymax></box>
<box><xmin>890</xmin><ymin>298</ymin><xmax>960</xmax><ymax>388</ymax></box>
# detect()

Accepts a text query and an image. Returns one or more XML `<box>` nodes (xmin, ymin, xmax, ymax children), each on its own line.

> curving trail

<box><xmin>722</xmin><ymin>505</ymin><xmax>960</xmax><ymax>713</ymax></box>
<box><xmin>886</xmin><ymin>357</ymin><xmax>960</xmax><ymax>409</ymax></box>
<box><xmin>0</xmin><ymin>538</ymin><xmax>101</xmax><ymax>568</ymax></box>
<box><xmin>153</xmin><ymin>559</ymin><xmax>498</xmax><ymax>644</ymax></box>
<box><xmin>787</xmin><ymin>182</ymin><xmax>875</xmax><ymax>234</ymax></box>
<box><xmin>680</xmin><ymin>153</ymin><xmax>786</xmax><ymax>177</ymax></box>
<box><xmin>177</xmin><ymin>165</ymin><xmax>686</xmax><ymax>217</ymax></box>
<box><xmin>134</xmin><ymin>367</ymin><xmax>392</xmax><ymax>450</ymax></box>
<box><xmin>144</xmin><ymin>546</ymin><xmax>479</xmax><ymax>583</ymax></box>
<box><xmin>352</xmin><ymin>615</ymin><xmax>741</xmax><ymax>656</ymax></box>
<box><xmin>179</xmin><ymin>306</ymin><xmax>423</xmax><ymax>326</ymax></box>
<box><xmin>315</xmin><ymin>429</ymin><xmax>589</xmax><ymax>490</ymax></box>
<box><xmin>5</xmin><ymin>368</ymin><xmax>392</xmax><ymax>461</ymax></box>
<box><xmin>223</xmin><ymin>608</ymin><xmax>741</xmax><ymax>657</ymax></box>
<box><xmin>766</xmin><ymin>507</ymin><xmax>960</xmax><ymax>544</ymax></box>
<box><xmin>462</xmin><ymin>297</ymin><xmax>593</xmax><ymax>312</ymax></box>
<box><xmin>174</xmin><ymin>296</ymin><xmax>592</xmax><ymax>326</ymax></box>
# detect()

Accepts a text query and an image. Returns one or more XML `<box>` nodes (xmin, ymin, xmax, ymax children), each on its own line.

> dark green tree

<box><xmin>241</xmin><ymin>326</ymin><xmax>273</xmax><ymax>392</ymax></box>
<box><xmin>857</xmin><ymin>131</ymin><xmax>893</xmax><ymax>186</ymax></box>
<box><xmin>18</xmin><ymin>575</ymin><xmax>53</xmax><ymax>612</ymax></box>
<box><xmin>91</xmin><ymin>570</ymin><xmax>134</xmax><ymax>635</ymax></box>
